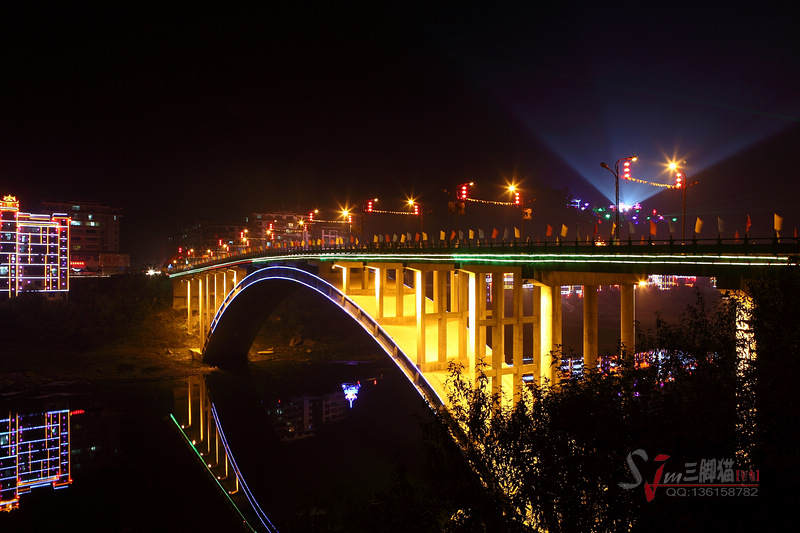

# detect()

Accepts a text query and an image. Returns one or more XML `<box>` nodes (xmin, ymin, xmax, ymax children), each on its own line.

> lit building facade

<box><xmin>0</xmin><ymin>409</ymin><xmax>72</xmax><ymax>512</ymax></box>
<box><xmin>169</xmin><ymin>220</ymin><xmax>248</xmax><ymax>260</ymax></box>
<box><xmin>39</xmin><ymin>199</ymin><xmax>128</xmax><ymax>276</ymax></box>
<box><xmin>1</xmin><ymin>195</ymin><xmax>70</xmax><ymax>298</ymax></box>
<box><xmin>247</xmin><ymin>211</ymin><xmax>307</xmax><ymax>248</ymax></box>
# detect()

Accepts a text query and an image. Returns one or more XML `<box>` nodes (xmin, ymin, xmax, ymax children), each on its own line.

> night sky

<box><xmin>1</xmin><ymin>2</ymin><xmax>798</xmax><ymax>265</ymax></box>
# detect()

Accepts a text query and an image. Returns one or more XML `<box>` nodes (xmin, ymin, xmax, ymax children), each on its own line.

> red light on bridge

<box><xmin>366</xmin><ymin>200</ymin><xmax>374</xmax><ymax>212</ymax></box>
<box><xmin>413</xmin><ymin>203</ymin><xmax>420</xmax><ymax>215</ymax></box>
<box><xmin>514</xmin><ymin>191</ymin><xmax>521</xmax><ymax>205</ymax></box>
<box><xmin>675</xmin><ymin>172</ymin><xmax>683</xmax><ymax>188</ymax></box>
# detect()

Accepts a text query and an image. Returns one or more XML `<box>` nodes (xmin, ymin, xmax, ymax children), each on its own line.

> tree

<box><xmin>428</xmin><ymin>280</ymin><xmax>789</xmax><ymax>532</ymax></box>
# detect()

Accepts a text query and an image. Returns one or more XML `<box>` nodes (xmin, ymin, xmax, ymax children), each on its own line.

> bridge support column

<box><xmin>466</xmin><ymin>270</ymin><xmax>487</xmax><ymax>377</ymax></box>
<box><xmin>511</xmin><ymin>273</ymin><xmax>524</xmax><ymax>403</ymax></box>
<box><xmin>374</xmin><ymin>266</ymin><xmax>386</xmax><ymax>320</ymax></box>
<box><xmin>456</xmin><ymin>270</ymin><xmax>469</xmax><ymax>365</ymax></box>
<box><xmin>490</xmin><ymin>272</ymin><xmax>503</xmax><ymax>396</ymax></box>
<box><xmin>583</xmin><ymin>284</ymin><xmax>598</xmax><ymax>369</ymax></box>
<box><xmin>620</xmin><ymin>284</ymin><xmax>635</xmax><ymax>358</ymax></box>
<box><xmin>539</xmin><ymin>284</ymin><xmax>562</xmax><ymax>385</ymax></box>
<box><xmin>198</xmin><ymin>277</ymin><xmax>204</xmax><ymax>341</ymax></box>
<box><xmin>414</xmin><ymin>269</ymin><xmax>426</xmax><ymax>366</ymax></box>
<box><xmin>395</xmin><ymin>266</ymin><xmax>405</xmax><ymax>318</ymax></box>
<box><xmin>184</xmin><ymin>279</ymin><xmax>193</xmax><ymax>335</ymax></box>
<box><xmin>435</xmin><ymin>270</ymin><xmax>448</xmax><ymax>364</ymax></box>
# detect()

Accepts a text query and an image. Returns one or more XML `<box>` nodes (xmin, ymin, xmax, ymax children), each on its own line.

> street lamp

<box><xmin>669</xmin><ymin>163</ymin><xmax>698</xmax><ymax>241</ymax></box>
<box><xmin>600</xmin><ymin>156</ymin><xmax>637</xmax><ymax>240</ymax></box>
<box><xmin>508</xmin><ymin>184</ymin><xmax>523</xmax><ymax>239</ymax></box>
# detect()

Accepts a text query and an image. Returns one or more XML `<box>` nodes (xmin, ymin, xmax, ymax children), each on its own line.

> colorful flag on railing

<box><xmin>514</xmin><ymin>227</ymin><xmax>520</xmax><ymax>238</ymax></box>
<box><xmin>695</xmin><ymin>218</ymin><xmax>703</xmax><ymax>235</ymax></box>
<box><xmin>650</xmin><ymin>220</ymin><xmax>657</xmax><ymax>236</ymax></box>
<box><xmin>774</xmin><ymin>213</ymin><xmax>783</xmax><ymax>232</ymax></box>
<box><xmin>718</xmin><ymin>217</ymin><xmax>725</xmax><ymax>234</ymax></box>
<box><xmin>503</xmin><ymin>228</ymin><xmax>509</xmax><ymax>240</ymax></box>
<box><xmin>479</xmin><ymin>228</ymin><xmax>485</xmax><ymax>239</ymax></box>
<box><xmin>546</xmin><ymin>224</ymin><xmax>553</xmax><ymax>237</ymax></box>
<box><xmin>492</xmin><ymin>228</ymin><xmax>499</xmax><ymax>239</ymax></box>
<box><xmin>440</xmin><ymin>230</ymin><xmax>445</xmax><ymax>240</ymax></box>
<box><xmin>451</xmin><ymin>230</ymin><xmax>457</xmax><ymax>240</ymax></box>
<box><xmin>469</xmin><ymin>229</ymin><xmax>474</xmax><ymax>240</ymax></box>
<box><xmin>422</xmin><ymin>232</ymin><xmax>428</xmax><ymax>241</ymax></box>
<box><xmin>560</xmin><ymin>224</ymin><xmax>568</xmax><ymax>238</ymax></box>
<box><xmin>746</xmin><ymin>214</ymin><xmax>752</xmax><ymax>234</ymax></box>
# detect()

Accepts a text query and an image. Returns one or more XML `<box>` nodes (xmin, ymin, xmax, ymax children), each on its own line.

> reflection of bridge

<box><xmin>169</xmin><ymin>240</ymin><xmax>798</xmax><ymax>407</ymax></box>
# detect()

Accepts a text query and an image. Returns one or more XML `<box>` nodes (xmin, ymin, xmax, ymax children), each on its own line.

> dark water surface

<box><xmin>0</xmin><ymin>356</ymin><xmax>440</xmax><ymax>532</ymax></box>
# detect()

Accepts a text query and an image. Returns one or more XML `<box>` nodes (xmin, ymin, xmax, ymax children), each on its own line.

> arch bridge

<box><xmin>169</xmin><ymin>239</ymin><xmax>798</xmax><ymax>408</ymax></box>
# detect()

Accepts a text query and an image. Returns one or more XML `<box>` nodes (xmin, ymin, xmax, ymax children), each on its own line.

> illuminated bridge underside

<box><xmin>201</xmin><ymin>266</ymin><xmax>445</xmax><ymax>407</ymax></box>
<box><xmin>171</xmin><ymin>244</ymin><xmax>797</xmax><ymax>407</ymax></box>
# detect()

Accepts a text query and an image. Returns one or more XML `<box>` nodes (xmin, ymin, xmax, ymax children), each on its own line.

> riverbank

<box><xmin>0</xmin><ymin>277</ymin><xmax>383</xmax><ymax>392</ymax></box>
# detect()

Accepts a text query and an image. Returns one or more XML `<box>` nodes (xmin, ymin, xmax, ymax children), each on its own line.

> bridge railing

<box><xmin>169</xmin><ymin>236</ymin><xmax>799</xmax><ymax>274</ymax></box>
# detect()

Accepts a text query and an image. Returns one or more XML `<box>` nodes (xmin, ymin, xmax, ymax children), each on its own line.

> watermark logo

<box><xmin>619</xmin><ymin>449</ymin><xmax>759</xmax><ymax>501</ymax></box>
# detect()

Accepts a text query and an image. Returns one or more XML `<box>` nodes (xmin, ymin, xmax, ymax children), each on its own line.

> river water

<box><xmin>0</xmin><ymin>355</ymin><xmax>450</xmax><ymax>532</ymax></box>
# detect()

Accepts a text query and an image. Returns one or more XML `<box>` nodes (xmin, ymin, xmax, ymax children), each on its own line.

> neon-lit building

<box><xmin>1</xmin><ymin>195</ymin><xmax>70</xmax><ymax>298</ymax></box>
<box><xmin>0</xmin><ymin>409</ymin><xmax>72</xmax><ymax>512</ymax></box>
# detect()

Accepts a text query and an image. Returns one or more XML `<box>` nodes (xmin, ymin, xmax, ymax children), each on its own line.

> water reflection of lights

<box><xmin>171</xmin><ymin>376</ymin><xmax>278</xmax><ymax>532</ymax></box>
<box><xmin>1</xmin><ymin>409</ymin><xmax>73</xmax><ymax>512</ymax></box>
<box><xmin>342</xmin><ymin>382</ymin><xmax>361</xmax><ymax>408</ymax></box>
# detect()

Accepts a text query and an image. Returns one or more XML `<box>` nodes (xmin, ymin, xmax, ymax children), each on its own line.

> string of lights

<box><xmin>622</xmin><ymin>176</ymin><xmax>680</xmax><ymax>189</ymax></box>
<box><xmin>465</xmin><ymin>197</ymin><xmax>515</xmax><ymax>206</ymax></box>
<box><xmin>368</xmin><ymin>209</ymin><xmax>418</xmax><ymax>215</ymax></box>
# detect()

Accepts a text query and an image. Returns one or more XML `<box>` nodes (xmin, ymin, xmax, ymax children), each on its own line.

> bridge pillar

<box><xmin>583</xmin><ymin>284</ymin><xmax>599</xmax><ymax>369</ymax></box>
<box><xmin>466</xmin><ymin>270</ymin><xmax>487</xmax><ymax>377</ymax></box>
<box><xmin>539</xmin><ymin>284</ymin><xmax>561</xmax><ymax>385</ymax></box>
<box><xmin>374</xmin><ymin>266</ymin><xmax>386</xmax><ymax>319</ymax></box>
<box><xmin>184</xmin><ymin>279</ymin><xmax>193</xmax><ymax>335</ymax></box>
<box><xmin>455</xmin><ymin>270</ymin><xmax>469</xmax><ymax>366</ymax></box>
<box><xmin>413</xmin><ymin>268</ymin><xmax>426</xmax><ymax>366</ymax></box>
<box><xmin>395</xmin><ymin>266</ymin><xmax>405</xmax><ymax>318</ymax></box>
<box><xmin>490</xmin><ymin>272</ymin><xmax>504</xmax><ymax>396</ymax></box>
<box><xmin>198</xmin><ymin>277</ymin><xmax>204</xmax><ymax>340</ymax></box>
<box><xmin>511</xmin><ymin>273</ymin><xmax>524</xmax><ymax>403</ymax></box>
<box><xmin>435</xmin><ymin>270</ymin><xmax>448</xmax><ymax>364</ymax></box>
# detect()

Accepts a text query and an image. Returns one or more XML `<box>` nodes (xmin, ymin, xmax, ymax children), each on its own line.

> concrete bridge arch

<box><xmin>201</xmin><ymin>265</ymin><xmax>445</xmax><ymax>408</ymax></box>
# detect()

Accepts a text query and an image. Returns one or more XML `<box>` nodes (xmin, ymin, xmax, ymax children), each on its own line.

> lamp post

<box><xmin>669</xmin><ymin>163</ymin><xmax>698</xmax><ymax>241</ymax></box>
<box><xmin>601</xmin><ymin>156</ymin><xmax>637</xmax><ymax>240</ymax></box>
<box><xmin>509</xmin><ymin>184</ymin><xmax>522</xmax><ymax>240</ymax></box>
<box><xmin>408</xmin><ymin>199</ymin><xmax>423</xmax><ymax>235</ymax></box>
